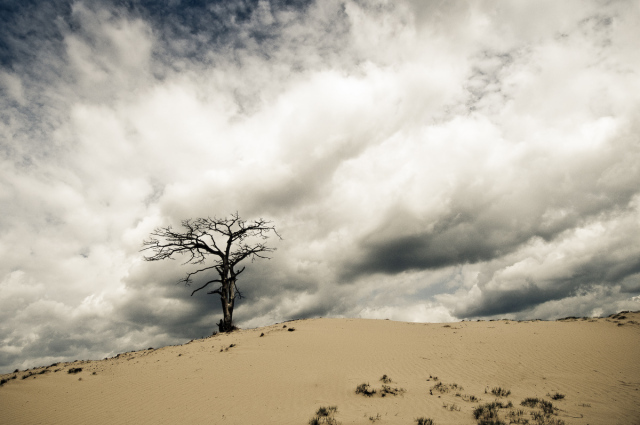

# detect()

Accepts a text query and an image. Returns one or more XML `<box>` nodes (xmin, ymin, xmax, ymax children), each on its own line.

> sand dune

<box><xmin>1</xmin><ymin>312</ymin><xmax>639</xmax><ymax>425</ymax></box>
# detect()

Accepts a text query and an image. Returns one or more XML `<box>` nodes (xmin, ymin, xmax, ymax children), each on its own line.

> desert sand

<box><xmin>1</xmin><ymin>312</ymin><xmax>639</xmax><ymax>425</ymax></box>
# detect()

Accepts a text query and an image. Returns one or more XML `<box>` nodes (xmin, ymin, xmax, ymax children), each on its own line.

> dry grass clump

<box><xmin>356</xmin><ymin>383</ymin><xmax>376</xmax><ymax>397</ymax></box>
<box><xmin>490</xmin><ymin>387</ymin><xmax>511</xmax><ymax>397</ymax></box>
<box><xmin>380</xmin><ymin>384</ymin><xmax>406</xmax><ymax>397</ymax></box>
<box><xmin>430</xmin><ymin>381</ymin><xmax>463</xmax><ymax>394</ymax></box>
<box><xmin>442</xmin><ymin>402</ymin><xmax>460</xmax><ymax>411</ymax></box>
<box><xmin>455</xmin><ymin>392</ymin><xmax>479</xmax><ymax>402</ymax></box>
<box><xmin>357</xmin><ymin>377</ymin><xmax>405</xmax><ymax>397</ymax></box>
<box><xmin>521</xmin><ymin>398</ymin><xmax>555</xmax><ymax>415</ymax></box>
<box><xmin>0</xmin><ymin>375</ymin><xmax>17</xmax><ymax>386</ymax></box>
<box><xmin>309</xmin><ymin>406</ymin><xmax>339</xmax><ymax>425</ymax></box>
<box><xmin>473</xmin><ymin>402</ymin><xmax>506</xmax><ymax>425</ymax></box>
<box><xmin>473</xmin><ymin>401</ymin><xmax>514</xmax><ymax>425</ymax></box>
<box><xmin>519</xmin><ymin>398</ymin><xmax>564</xmax><ymax>424</ymax></box>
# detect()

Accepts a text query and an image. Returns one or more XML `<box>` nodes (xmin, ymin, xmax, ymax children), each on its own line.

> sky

<box><xmin>1</xmin><ymin>0</ymin><xmax>640</xmax><ymax>373</ymax></box>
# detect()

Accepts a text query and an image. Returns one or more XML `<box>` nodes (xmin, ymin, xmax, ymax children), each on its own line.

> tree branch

<box><xmin>191</xmin><ymin>279</ymin><xmax>222</xmax><ymax>296</ymax></box>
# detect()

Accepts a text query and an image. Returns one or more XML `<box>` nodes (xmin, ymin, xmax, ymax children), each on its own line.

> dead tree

<box><xmin>142</xmin><ymin>213</ymin><xmax>280</xmax><ymax>333</ymax></box>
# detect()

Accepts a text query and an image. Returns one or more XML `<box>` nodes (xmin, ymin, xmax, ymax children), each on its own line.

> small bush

<box><xmin>356</xmin><ymin>383</ymin><xmax>376</xmax><ymax>397</ymax></box>
<box><xmin>288</xmin><ymin>328</ymin><xmax>296</xmax><ymax>332</ymax></box>
<box><xmin>68</xmin><ymin>368</ymin><xmax>82</xmax><ymax>374</ymax></box>
<box><xmin>548</xmin><ymin>392</ymin><xmax>565</xmax><ymax>400</ymax></box>
<box><xmin>380</xmin><ymin>374</ymin><xmax>392</xmax><ymax>384</ymax></box>
<box><xmin>415</xmin><ymin>418</ymin><xmax>435</xmax><ymax>425</ymax></box>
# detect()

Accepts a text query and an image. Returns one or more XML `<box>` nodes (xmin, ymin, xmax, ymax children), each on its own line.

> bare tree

<box><xmin>142</xmin><ymin>213</ymin><xmax>280</xmax><ymax>333</ymax></box>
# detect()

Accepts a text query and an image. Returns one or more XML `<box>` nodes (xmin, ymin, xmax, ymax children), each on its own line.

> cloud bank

<box><xmin>1</xmin><ymin>0</ymin><xmax>639</xmax><ymax>372</ymax></box>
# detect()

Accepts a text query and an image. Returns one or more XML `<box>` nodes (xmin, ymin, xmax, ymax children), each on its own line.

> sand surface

<box><xmin>1</xmin><ymin>312</ymin><xmax>639</xmax><ymax>425</ymax></box>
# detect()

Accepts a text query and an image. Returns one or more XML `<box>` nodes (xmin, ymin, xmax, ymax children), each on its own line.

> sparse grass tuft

<box><xmin>380</xmin><ymin>374</ymin><xmax>392</xmax><ymax>384</ymax></box>
<box><xmin>442</xmin><ymin>402</ymin><xmax>461</xmax><ymax>411</ymax></box>
<box><xmin>491</xmin><ymin>387</ymin><xmax>511</xmax><ymax>397</ymax></box>
<box><xmin>368</xmin><ymin>413</ymin><xmax>382</xmax><ymax>422</ymax></box>
<box><xmin>456</xmin><ymin>393</ymin><xmax>479</xmax><ymax>402</ymax></box>
<box><xmin>531</xmin><ymin>411</ymin><xmax>565</xmax><ymax>425</ymax></box>
<box><xmin>520</xmin><ymin>398</ymin><xmax>555</xmax><ymax>415</ymax></box>
<box><xmin>473</xmin><ymin>402</ymin><xmax>512</xmax><ymax>424</ymax></box>
<box><xmin>415</xmin><ymin>418</ymin><xmax>435</xmax><ymax>425</ymax></box>
<box><xmin>356</xmin><ymin>383</ymin><xmax>376</xmax><ymax>397</ymax></box>
<box><xmin>380</xmin><ymin>384</ymin><xmax>405</xmax><ymax>397</ymax></box>
<box><xmin>316</xmin><ymin>406</ymin><xmax>338</xmax><ymax>417</ymax></box>
<box><xmin>505</xmin><ymin>410</ymin><xmax>528</xmax><ymax>424</ymax></box>
<box><xmin>309</xmin><ymin>406</ymin><xmax>339</xmax><ymax>425</ymax></box>
<box><xmin>431</xmin><ymin>382</ymin><xmax>463</xmax><ymax>394</ymax></box>
<box><xmin>548</xmin><ymin>392</ymin><xmax>565</xmax><ymax>400</ymax></box>
<box><xmin>22</xmin><ymin>370</ymin><xmax>40</xmax><ymax>379</ymax></box>
<box><xmin>521</xmin><ymin>398</ymin><xmax>540</xmax><ymax>408</ymax></box>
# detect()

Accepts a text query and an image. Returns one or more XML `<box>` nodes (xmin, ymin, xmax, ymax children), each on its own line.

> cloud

<box><xmin>1</xmin><ymin>0</ymin><xmax>640</xmax><ymax>372</ymax></box>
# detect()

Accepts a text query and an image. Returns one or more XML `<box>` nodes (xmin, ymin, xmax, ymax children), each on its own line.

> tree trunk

<box><xmin>217</xmin><ymin>280</ymin><xmax>235</xmax><ymax>333</ymax></box>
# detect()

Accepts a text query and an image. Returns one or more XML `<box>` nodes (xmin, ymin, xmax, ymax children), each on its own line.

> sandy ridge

<box><xmin>1</xmin><ymin>312</ymin><xmax>639</xmax><ymax>425</ymax></box>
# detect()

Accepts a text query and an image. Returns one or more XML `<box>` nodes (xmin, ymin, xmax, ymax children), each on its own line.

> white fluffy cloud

<box><xmin>1</xmin><ymin>0</ymin><xmax>639</xmax><ymax>372</ymax></box>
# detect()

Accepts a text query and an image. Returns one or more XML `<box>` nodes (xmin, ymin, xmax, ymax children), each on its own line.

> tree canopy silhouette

<box><xmin>142</xmin><ymin>213</ymin><xmax>280</xmax><ymax>332</ymax></box>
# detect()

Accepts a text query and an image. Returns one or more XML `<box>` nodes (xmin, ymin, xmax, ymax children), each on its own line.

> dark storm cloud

<box><xmin>2</xmin><ymin>0</ymin><xmax>640</xmax><ymax>374</ymax></box>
